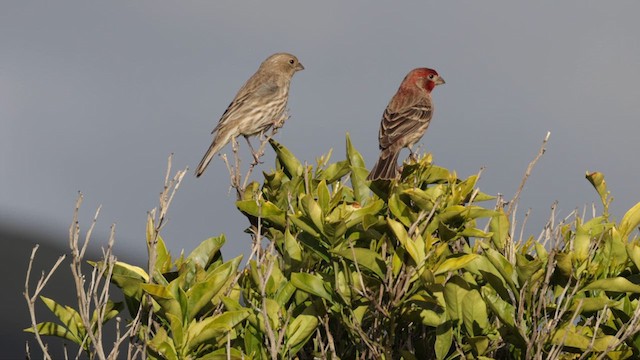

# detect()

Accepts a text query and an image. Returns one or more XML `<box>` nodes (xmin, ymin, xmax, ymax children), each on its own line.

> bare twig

<box><xmin>24</xmin><ymin>245</ymin><xmax>66</xmax><ymax>360</ymax></box>
<box><xmin>507</xmin><ymin>131</ymin><xmax>550</xmax><ymax>217</ymax></box>
<box><xmin>222</xmin><ymin>113</ymin><xmax>288</xmax><ymax>200</ymax></box>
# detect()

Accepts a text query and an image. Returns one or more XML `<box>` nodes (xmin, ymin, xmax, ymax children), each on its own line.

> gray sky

<box><xmin>2</xmin><ymin>1</ymin><xmax>640</xmax><ymax>262</ymax></box>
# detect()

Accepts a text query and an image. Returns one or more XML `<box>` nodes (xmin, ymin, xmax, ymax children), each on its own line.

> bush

<box><xmin>25</xmin><ymin>135</ymin><xmax>640</xmax><ymax>359</ymax></box>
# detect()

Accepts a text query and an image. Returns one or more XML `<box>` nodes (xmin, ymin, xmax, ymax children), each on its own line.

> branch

<box><xmin>507</xmin><ymin>131</ymin><xmax>550</xmax><ymax>217</ymax></box>
<box><xmin>23</xmin><ymin>245</ymin><xmax>66</xmax><ymax>360</ymax></box>
<box><xmin>222</xmin><ymin>113</ymin><xmax>289</xmax><ymax>200</ymax></box>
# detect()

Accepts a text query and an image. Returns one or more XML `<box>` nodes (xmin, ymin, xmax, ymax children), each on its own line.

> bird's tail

<box><xmin>367</xmin><ymin>150</ymin><xmax>400</xmax><ymax>181</ymax></box>
<box><xmin>195</xmin><ymin>131</ymin><xmax>231</xmax><ymax>177</ymax></box>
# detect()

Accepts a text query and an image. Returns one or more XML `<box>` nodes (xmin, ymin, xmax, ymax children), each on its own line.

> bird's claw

<box><xmin>251</xmin><ymin>152</ymin><xmax>264</xmax><ymax>165</ymax></box>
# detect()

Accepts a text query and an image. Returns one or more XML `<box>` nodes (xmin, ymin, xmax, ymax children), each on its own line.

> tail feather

<box><xmin>195</xmin><ymin>131</ymin><xmax>232</xmax><ymax>177</ymax></box>
<box><xmin>367</xmin><ymin>150</ymin><xmax>400</xmax><ymax>181</ymax></box>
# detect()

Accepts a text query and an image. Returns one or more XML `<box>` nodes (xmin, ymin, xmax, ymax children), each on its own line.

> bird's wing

<box><xmin>378</xmin><ymin>98</ymin><xmax>432</xmax><ymax>150</ymax></box>
<box><xmin>212</xmin><ymin>74</ymin><xmax>280</xmax><ymax>134</ymax></box>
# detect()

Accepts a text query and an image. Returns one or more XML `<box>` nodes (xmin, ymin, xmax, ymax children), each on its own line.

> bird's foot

<box><xmin>251</xmin><ymin>151</ymin><xmax>264</xmax><ymax>165</ymax></box>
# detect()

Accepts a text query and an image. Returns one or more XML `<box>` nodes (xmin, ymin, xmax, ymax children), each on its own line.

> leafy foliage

<box><xmin>26</xmin><ymin>136</ymin><xmax>640</xmax><ymax>359</ymax></box>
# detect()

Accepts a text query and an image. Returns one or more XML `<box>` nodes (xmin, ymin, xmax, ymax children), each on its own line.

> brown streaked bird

<box><xmin>195</xmin><ymin>53</ymin><xmax>304</xmax><ymax>177</ymax></box>
<box><xmin>367</xmin><ymin>68</ymin><xmax>445</xmax><ymax>181</ymax></box>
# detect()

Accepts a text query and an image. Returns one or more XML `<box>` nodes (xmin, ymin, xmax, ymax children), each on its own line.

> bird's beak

<box><xmin>296</xmin><ymin>63</ymin><xmax>305</xmax><ymax>71</ymax></box>
<box><xmin>435</xmin><ymin>76</ymin><xmax>445</xmax><ymax>85</ymax></box>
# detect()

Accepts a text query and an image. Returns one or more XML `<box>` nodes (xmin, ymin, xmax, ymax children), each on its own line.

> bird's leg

<box><xmin>245</xmin><ymin>135</ymin><xmax>263</xmax><ymax>165</ymax></box>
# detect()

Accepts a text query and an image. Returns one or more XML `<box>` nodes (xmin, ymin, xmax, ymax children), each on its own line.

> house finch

<box><xmin>195</xmin><ymin>53</ymin><xmax>304</xmax><ymax>177</ymax></box>
<box><xmin>367</xmin><ymin>68</ymin><xmax>445</xmax><ymax>181</ymax></box>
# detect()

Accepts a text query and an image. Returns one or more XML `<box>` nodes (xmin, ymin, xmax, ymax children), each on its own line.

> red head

<box><xmin>402</xmin><ymin>68</ymin><xmax>445</xmax><ymax>93</ymax></box>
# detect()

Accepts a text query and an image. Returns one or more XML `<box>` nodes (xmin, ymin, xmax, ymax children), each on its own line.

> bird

<box><xmin>367</xmin><ymin>68</ymin><xmax>445</xmax><ymax>181</ymax></box>
<box><xmin>195</xmin><ymin>53</ymin><xmax>304</xmax><ymax>177</ymax></box>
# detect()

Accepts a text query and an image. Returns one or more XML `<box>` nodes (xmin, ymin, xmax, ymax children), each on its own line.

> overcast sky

<box><xmin>2</xmin><ymin>1</ymin><xmax>640</xmax><ymax>263</ymax></box>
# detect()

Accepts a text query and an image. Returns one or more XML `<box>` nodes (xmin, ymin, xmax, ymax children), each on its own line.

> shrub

<box><xmin>25</xmin><ymin>135</ymin><xmax>640</xmax><ymax>359</ymax></box>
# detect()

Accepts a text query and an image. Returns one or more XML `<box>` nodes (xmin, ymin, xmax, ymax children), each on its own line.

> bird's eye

<box><xmin>428</xmin><ymin>74</ymin><xmax>435</xmax><ymax>79</ymax></box>
<box><xmin>289</xmin><ymin>59</ymin><xmax>295</xmax><ymax>65</ymax></box>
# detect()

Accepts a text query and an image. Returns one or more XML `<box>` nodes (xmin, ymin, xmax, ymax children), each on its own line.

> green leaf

<box><xmin>586</xmin><ymin>171</ymin><xmax>609</xmax><ymax>210</ymax></box>
<box><xmin>515</xmin><ymin>254</ymin><xmax>543</xmax><ymax>287</ymax></box>
<box><xmin>434</xmin><ymin>254</ymin><xmax>479</xmax><ymax>275</ymax></box>
<box><xmin>108</xmin><ymin>261</ymin><xmax>149</xmax><ymax>301</ymax></box>
<box><xmin>166</xmin><ymin>312</ymin><xmax>184</xmax><ymax>349</ymax></box>
<box><xmin>317</xmin><ymin>180</ymin><xmax>330</xmax><ymax>211</ymax></box>
<box><xmin>153</xmin><ymin>234</ymin><xmax>172</xmax><ymax>275</ymax></box>
<box><xmin>462</xmin><ymin>290</ymin><xmax>488</xmax><ymax>337</ymax></box>
<box><xmin>270</xmin><ymin>139</ymin><xmax>303</xmax><ymax>177</ymax></box>
<box><xmin>468</xmin><ymin>336</ymin><xmax>490</xmax><ymax>357</ymax></box>
<box><xmin>186</xmin><ymin>235</ymin><xmax>225</xmax><ymax>270</ymax></box>
<box><xmin>443</xmin><ymin>276</ymin><xmax>470</xmax><ymax>321</ymax></box>
<box><xmin>275</xmin><ymin>282</ymin><xmax>298</xmax><ymax>306</ymax></box>
<box><xmin>91</xmin><ymin>300</ymin><xmax>123</xmax><ymax>326</ymax></box>
<box><xmin>147</xmin><ymin>327</ymin><xmax>178</xmax><ymax>360</ymax></box>
<box><xmin>24</xmin><ymin>322</ymin><xmax>82</xmax><ymax>344</ymax></box>
<box><xmin>388</xmin><ymin>192</ymin><xmax>415</xmax><ymax>227</ymax></box>
<box><xmin>290</xmin><ymin>215</ymin><xmax>321</xmax><ymax>238</ymax></box>
<box><xmin>619</xmin><ymin>202</ymin><xmax>640</xmax><ymax>239</ymax></box>
<box><xmin>490</xmin><ymin>208</ymin><xmax>509</xmax><ymax>249</ymax></box>
<box><xmin>291</xmin><ymin>272</ymin><xmax>332</xmax><ymax>301</ymax></box>
<box><xmin>236</xmin><ymin>200</ymin><xmax>286</xmax><ymax>228</ymax></box>
<box><xmin>472</xmin><ymin>192</ymin><xmax>496</xmax><ymax>202</ymax></box>
<box><xmin>186</xmin><ymin>255</ymin><xmax>241</xmax><ymax>320</ymax></box>
<box><xmin>459</xmin><ymin>227</ymin><xmax>493</xmax><ymax>238</ymax></box>
<box><xmin>301</xmin><ymin>194</ymin><xmax>324</xmax><ymax>234</ymax></box>
<box><xmin>627</xmin><ymin>243</ymin><xmax>640</xmax><ymax>271</ymax></box>
<box><xmin>187</xmin><ymin>310</ymin><xmax>250</xmax><ymax>351</ymax></box>
<box><xmin>423</xmin><ymin>165</ymin><xmax>451</xmax><ymax>184</ymax></box>
<box><xmin>435</xmin><ymin>320</ymin><xmax>452</xmax><ymax>360</ymax></box>
<box><xmin>286</xmin><ymin>310</ymin><xmax>319</xmax><ymax>354</ymax></box>
<box><xmin>198</xmin><ymin>348</ymin><xmax>251</xmax><ymax>360</ymax></box>
<box><xmin>569</xmin><ymin>297</ymin><xmax>620</xmax><ymax>313</ymax></box>
<box><xmin>284</xmin><ymin>228</ymin><xmax>303</xmax><ymax>263</ymax></box>
<box><xmin>332</xmin><ymin>247</ymin><xmax>386</xmax><ymax>279</ymax></box>
<box><xmin>318</xmin><ymin>160</ymin><xmax>351</xmax><ymax>183</ymax></box>
<box><xmin>582</xmin><ymin>277</ymin><xmax>640</xmax><ymax>293</ymax></box>
<box><xmin>345</xmin><ymin>198</ymin><xmax>385</xmax><ymax>228</ymax></box>
<box><xmin>142</xmin><ymin>283</ymin><xmax>182</xmax><ymax>319</ymax></box>
<box><xmin>388</xmin><ymin>218</ymin><xmax>424</xmax><ymax>265</ymax></box>
<box><xmin>39</xmin><ymin>296</ymin><xmax>83</xmax><ymax>341</ymax></box>
<box><xmin>402</xmin><ymin>186</ymin><xmax>444</xmax><ymax>212</ymax></box>
<box><xmin>481</xmin><ymin>286</ymin><xmax>515</xmax><ymax>328</ymax></box>
<box><xmin>346</xmin><ymin>133</ymin><xmax>370</xmax><ymax>203</ymax></box>
<box><xmin>484</xmin><ymin>248</ymin><xmax>518</xmax><ymax>291</ymax></box>
<box><xmin>552</xmin><ymin>326</ymin><xmax>618</xmax><ymax>351</ymax></box>
<box><xmin>420</xmin><ymin>308</ymin><xmax>443</xmax><ymax>327</ymax></box>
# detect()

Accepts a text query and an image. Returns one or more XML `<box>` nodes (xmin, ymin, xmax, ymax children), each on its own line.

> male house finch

<box><xmin>195</xmin><ymin>53</ymin><xmax>304</xmax><ymax>177</ymax></box>
<box><xmin>367</xmin><ymin>68</ymin><xmax>445</xmax><ymax>181</ymax></box>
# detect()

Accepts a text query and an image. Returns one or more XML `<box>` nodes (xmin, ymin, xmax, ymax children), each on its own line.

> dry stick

<box><xmin>241</xmin><ymin>117</ymin><xmax>287</xmax><ymax>191</ymax></box>
<box><xmin>220</xmin><ymin>114</ymin><xmax>288</xmax><ymax>199</ymax></box>
<box><xmin>24</xmin><ymin>245</ymin><xmax>66</xmax><ymax>360</ymax></box>
<box><xmin>322</xmin><ymin>314</ymin><xmax>338</xmax><ymax>358</ymax></box>
<box><xmin>68</xmin><ymin>196</ymin><xmax>108</xmax><ymax>360</ymax></box>
<box><xmin>507</xmin><ymin>131</ymin><xmax>550</xmax><ymax>218</ymax></box>
<box><xmin>579</xmin><ymin>304</ymin><xmax>609</xmax><ymax>360</ymax></box>
<box><xmin>518</xmin><ymin>208</ymin><xmax>531</xmax><ymax>243</ymax></box>
<box><xmin>142</xmin><ymin>155</ymin><xmax>187</xmax><ymax>358</ymax></box>
<box><xmin>252</xmin><ymin>202</ymin><xmax>280</xmax><ymax>359</ymax></box>
<box><xmin>596</xmin><ymin>301</ymin><xmax>640</xmax><ymax>360</ymax></box>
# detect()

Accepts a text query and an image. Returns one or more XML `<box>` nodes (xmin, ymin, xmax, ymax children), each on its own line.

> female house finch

<box><xmin>195</xmin><ymin>53</ymin><xmax>304</xmax><ymax>177</ymax></box>
<box><xmin>367</xmin><ymin>68</ymin><xmax>445</xmax><ymax>181</ymax></box>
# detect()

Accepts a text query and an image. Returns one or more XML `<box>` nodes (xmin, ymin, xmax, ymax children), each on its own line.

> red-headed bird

<box><xmin>367</xmin><ymin>68</ymin><xmax>445</xmax><ymax>181</ymax></box>
<box><xmin>195</xmin><ymin>53</ymin><xmax>304</xmax><ymax>177</ymax></box>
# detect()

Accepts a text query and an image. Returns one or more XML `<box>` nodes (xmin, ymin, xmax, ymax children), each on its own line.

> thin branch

<box><xmin>507</xmin><ymin>131</ymin><xmax>550</xmax><ymax>217</ymax></box>
<box><xmin>24</xmin><ymin>245</ymin><xmax>66</xmax><ymax>360</ymax></box>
